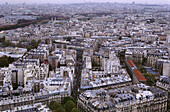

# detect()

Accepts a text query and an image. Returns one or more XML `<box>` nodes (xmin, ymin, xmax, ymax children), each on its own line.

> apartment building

<box><xmin>78</xmin><ymin>83</ymin><xmax>167</xmax><ymax>112</ymax></box>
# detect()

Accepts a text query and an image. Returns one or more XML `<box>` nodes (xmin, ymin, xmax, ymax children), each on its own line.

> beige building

<box><xmin>163</xmin><ymin>63</ymin><xmax>170</xmax><ymax>76</ymax></box>
<box><xmin>78</xmin><ymin>84</ymin><xmax>167</xmax><ymax>112</ymax></box>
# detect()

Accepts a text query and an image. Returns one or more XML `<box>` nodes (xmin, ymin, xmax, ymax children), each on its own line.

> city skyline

<box><xmin>0</xmin><ymin>0</ymin><xmax>170</xmax><ymax>4</ymax></box>
<box><xmin>0</xmin><ymin>1</ymin><xmax>169</xmax><ymax>112</ymax></box>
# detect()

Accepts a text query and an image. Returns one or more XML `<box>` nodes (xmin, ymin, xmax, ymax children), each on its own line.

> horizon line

<box><xmin>0</xmin><ymin>2</ymin><xmax>170</xmax><ymax>5</ymax></box>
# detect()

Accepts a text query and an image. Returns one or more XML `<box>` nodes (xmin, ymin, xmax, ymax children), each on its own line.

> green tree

<box><xmin>140</xmin><ymin>67</ymin><xmax>147</xmax><ymax>73</ymax></box>
<box><xmin>13</xmin><ymin>83</ymin><xmax>18</xmax><ymax>90</ymax></box>
<box><xmin>144</xmin><ymin>73</ymin><xmax>156</xmax><ymax>86</ymax></box>
<box><xmin>49</xmin><ymin>101</ymin><xmax>62</xmax><ymax>111</ymax></box>
<box><xmin>26</xmin><ymin>45</ymin><xmax>32</xmax><ymax>51</ymax></box>
<box><xmin>31</xmin><ymin>40</ymin><xmax>37</xmax><ymax>47</ymax></box>
<box><xmin>64</xmin><ymin>100</ymin><xmax>76</xmax><ymax>112</ymax></box>
<box><xmin>49</xmin><ymin>101</ymin><xmax>56</xmax><ymax>107</ymax></box>
<box><xmin>0</xmin><ymin>55</ymin><xmax>9</xmax><ymax>67</ymax></box>
<box><xmin>56</xmin><ymin>107</ymin><xmax>66</xmax><ymax>112</ymax></box>
<box><xmin>0</xmin><ymin>36</ymin><xmax>5</xmax><ymax>42</ymax></box>
<box><xmin>62</xmin><ymin>97</ymin><xmax>75</xmax><ymax>105</ymax></box>
<box><xmin>71</xmin><ymin>108</ymin><xmax>80</xmax><ymax>112</ymax></box>
<box><xmin>8</xmin><ymin>56</ymin><xmax>14</xmax><ymax>63</ymax></box>
<box><xmin>38</xmin><ymin>39</ymin><xmax>41</xmax><ymax>44</ymax></box>
<box><xmin>3</xmin><ymin>40</ymin><xmax>15</xmax><ymax>47</ymax></box>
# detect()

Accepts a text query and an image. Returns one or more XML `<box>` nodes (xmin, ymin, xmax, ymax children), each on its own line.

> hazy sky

<box><xmin>0</xmin><ymin>0</ymin><xmax>170</xmax><ymax>4</ymax></box>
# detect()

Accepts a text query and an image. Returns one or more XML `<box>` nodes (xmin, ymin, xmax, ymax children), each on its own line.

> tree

<box><xmin>49</xmin><ymin>101</ymin><xmax>56</xmax><ymax>107</ymax></box>
<box><xmin>38</xmin><ymin>39</ymin><xmax>41</xmax><ymax>44</ymax></box>
<box><xmin>2</xmin><ymin>40</ymin><xmax>15</xmax><ymax>47</ymax></box>
<box><xmin>140</xmin><ymin>67</ymin><xmax>147</xmax><ymax>73</ymax></box>
<box><xmin>2</xmin><ymin>55</ymin><xmax>8</xmax><ymax>59</ymax></box>
<box><xmin>56</xmin><ymin>107</ymin><xmax>66</xmax><ymax>112</ymax></box>
<box><xmin>0</xmin><ymin>36</ymin><xmax>5</xmax><ymax>42</ymax></box>
<box><xmin>64</xmin><ymin>100</ymin><xmax>76</xmax><ymax>112</ymax></box>
<box><xmin>144</xmin><ymin>73</ymin><xmax>156</xmax><ymax>86</ymax></box>
<box><xmin>71</xmin><ymin>108</ymin><xmax>80</xmax><ymax>112</ymax></box>
<box><xmin>26</xmin><ymin>46</ymin><xmax>32</xmax><ymax>51</ymax></box>
<box><xmin>62</xmin><ymin>97</ymin><xmax>75</xmax><ymax>105</ymax></box>
<box><xmin>8</xmin><ymin>56</ymin><xmax>14</xmax><ymax>63</ymax></box>
<box><xmin>0</xmin><ymin>55</ymin><xmax>9</xmax><ymax>67</ymax></box>
<box><xmin>13</xmin><ymin>83</ymin><xmax>18</xmax><ymax>90</ymax></box>
<box><xmin>49</xmin><ymin>101</ymin><xmax>62</xmax><ymax>111</ymax></box>
<box><xmin>31</xmin><ymin>40</ymin><xmax>37</xmax><ymax>47</ymax></box>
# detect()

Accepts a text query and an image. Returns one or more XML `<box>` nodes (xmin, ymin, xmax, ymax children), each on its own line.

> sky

<box><xmin>0</xmin><ymin>0</ymin><xmax>170</xmax><ymax>4</ymax></box>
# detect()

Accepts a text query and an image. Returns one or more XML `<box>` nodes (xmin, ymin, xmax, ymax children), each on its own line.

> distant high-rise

<box><xmin>22</xmin><ymin>2</ymin><xmax>26</xmax><ymax>5</ymax></box>
<box><xmin>5</xmin><ymin>2</ymin><xmax>8</xmax><ymax>5</ymax></box>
